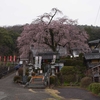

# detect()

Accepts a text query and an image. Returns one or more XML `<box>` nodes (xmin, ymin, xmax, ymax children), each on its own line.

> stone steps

<box><xmin>27</xmin><ymin>75</ymin><xmax>46</xmax><ymax>89</ymax></box>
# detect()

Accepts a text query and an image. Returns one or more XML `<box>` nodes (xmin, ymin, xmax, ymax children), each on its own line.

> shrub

<box><xmin>13</xmin><ymin>75</ymin><xmax>22</xmax><ymax>82</ymax></box>
<box><xmin>62</xmin><ymin>74</ymin><xmax>76</xmax><ymax>83</ymax></box>
<box><xmin>31</xmin><ymin>72</ymin><xmax>35</xmax><ymax>76</ymax></box>
<box><xmin>80</xmin><ymin>77</ymin><xmax>92</xmax><ymax>88</ymax></box>
<box><xmin>64</xmin><ymin>59</ymin><xmax>83</xmax><ymax>66</ymax></box>
<box><xmin>18</xmin><ymin>67</ymin><xmax>23</xmax><ymax>76</ymax></box>
<box><xmin>25</xmin><ymin>68</ymin><xmax>29</xmax><ymax>76</ymax></box>
<box><xmin>50</xmin><ymin>75</ymin><xmax>57</xmax><ymax>86</ymax></box>
<box><xmin>79</xmin><ymin>53</ymin><xmax>84</xmax><ymax>60</ymax></box>
<box><xmin>27</xmin><ymin>76</ymin><xmax>31</xmax><ymax>82</ymax></box>
<box><xmin>6</xmin><ymin>62</ymin><xmax>11</xmax><ymax>67</ymax></box>
<box><xmin>0</xmin><ymin>61</ymin><xmax>3</xmax><ymax>66</ymax></box>
<box><xmin>88</xmin><ymin>83</ymin><xmax>100</xmax><ymax>94</ymax></box>
<box><xmin>61</xmin><ymin>66</ymin><xmax>75</xmax><ymax>75</ymax></box>
<box><xmin>56</xmin><ymin>72</ymin><xmax>63</xmax><ymax>85</ymax></box>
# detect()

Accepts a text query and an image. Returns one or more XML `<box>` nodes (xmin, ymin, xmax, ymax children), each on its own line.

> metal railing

<box><xmin>43</xmin><ymin>65</ymin><xmax>51</xmax><ymax>87</ymax></box>
<box><xmin>0</xmin><ymin>66</ymin><xmax>15</xmax><ymax>79</ymax></box>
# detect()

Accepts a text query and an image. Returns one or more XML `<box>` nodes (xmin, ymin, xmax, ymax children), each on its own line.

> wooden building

<box><xmin>84</xmin><ymin>39</ymin><xmax>100</xmax><ymax>82</ymax></box>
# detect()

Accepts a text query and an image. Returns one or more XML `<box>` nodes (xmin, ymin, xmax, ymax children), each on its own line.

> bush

<box><xmin>27</xmin><ymin>76</ymin><xmax>31</xmax><ymax>82</ymax></box>
<box><xmin>25</xmin><ymin>68</ymin><xmax>29</xmax><ymax>76</ymax></box>
<box><xmin>6</xmin><ymin>62</ymin><xmax>11</xmax><ymax>67</ymax></box>
<box><xmin>13</xmin><ymin>75</ymin><xmax>22</xmax><ymax>82</ymax></box>
<box><xmin>79</xmin><ymin>53</ymin><xmax>84</xmax><ymax>60</ymax></box>
<box><xmin>64</xmin><ymin>59</ymin><xmax>83</xmax><ymax>66</ymax></box>
<box><xmin>62</xmin><ymin>74</ymin><xmax>76</xmax><ymax>83</ymax></box>
<box><xmin>56</xmin><ymin>72</ymin><xmax>63</xmax><ymax>85</ymax></box>
<box><xmin>61</xmin><ymin>66</ymin><xmax>75</xmax><ymax>75</ymax></box>
<box><xmin>80</xmin><ymin>77</ymin><xmax>92</xmax><ymax>88</ymax></box>
<box><xmin>31</xmin><ymin>72</ymin><xmax>35</xmax><ymax>76</ymax></box>
<box><xmin>18</xmin><ymin>67</ymin><xmax>23</xmax><ymax>76</ymax></box>
<box><xmin>50</xmin><ymin>75</ymin><xmax>57</xmax><ymax>86</ymax></box>
<box><xmin>88</xmin><ymin>83</ymin><xmax>100</xmax><ymax>94</ymax></box>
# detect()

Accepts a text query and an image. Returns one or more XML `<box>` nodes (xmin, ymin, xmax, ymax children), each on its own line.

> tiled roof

<box><xmin>84</xmin><ymin>53</ymin><xmax>100</xmax><ymax>60</ymax></box>
<box><xmin>37</xmin><ymin>52</ymin><xmax>60</xmax><ymax>59</ymax></box>
<box><xmin>88</xmin><ymin>39</ymin><xmax>100</xmax><ymax>44</ymax></box>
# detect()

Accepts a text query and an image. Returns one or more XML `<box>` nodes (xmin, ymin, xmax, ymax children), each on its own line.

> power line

<box><xmin>94</xmin><ymin>6</ymin><xmax>100</xmax><ymax>26</ymax></box>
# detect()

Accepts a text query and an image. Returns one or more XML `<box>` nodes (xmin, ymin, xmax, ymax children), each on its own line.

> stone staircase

<box><xmin>27</xmin><ymin>75</ymin><xmax>46</xmax><ymax>89</ymax></box>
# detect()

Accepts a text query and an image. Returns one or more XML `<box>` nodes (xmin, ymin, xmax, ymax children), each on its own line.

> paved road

<box><xmin>57</xmin><ymin>87</ymin><xmax>100</xmax><ymax>100</ymax></box>
<box><xmin>0</xmin><ymin>72</ymin><xmax>55</xmax><ymax>100</ymax></box>
<box><xmin>0</xmin><ymin>72</ymin><xmax>100</xmax><ymax>100</ymax></box>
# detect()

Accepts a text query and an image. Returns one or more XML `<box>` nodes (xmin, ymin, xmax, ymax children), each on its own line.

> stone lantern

<box><xmin>28</xmin><ymin>62</ymin><xmax>33</xmax><ymax>76</ymax></box>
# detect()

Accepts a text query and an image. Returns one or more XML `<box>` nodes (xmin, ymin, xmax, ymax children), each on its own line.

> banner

<box><xmin>35</xmin><ymin>56</ymin><xmax>38</xmax><ymax>69</ymax></box>
<box><xmin>38</xmin><ymin>56</ymin><xmax>42</xmax><ymax>69</ymax></box>
<box><xmin>4</xmin><ymin>56</ymin><xmax>6</xmax><ymax>62</ymax></box>
<box><xmin>13</xmin><ymin>55</ymin><xmax>16</xmax><ymax>62</ymax></box>
<box><xmin>10</xmin><ymin>56</ymin><xmax>12</xmax><ymax>62</ymax></box>
<box><xmin>0</xmin><ymin>56</ymin><xmax>1</xmax><ymax>61</ymax></box>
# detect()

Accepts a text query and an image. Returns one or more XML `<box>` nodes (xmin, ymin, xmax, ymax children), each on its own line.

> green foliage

<box><xmin>79</xmin><ymin>53</ymin><xmax>84</xmax><ymax>60</ymax></box>
<box><xmin>62</xmin><ymin>74</ymin><xmax>76</xmax><ymax>83</ymax></box>
<box><xmin>80</xmin><ymin>77</ymin><xmax>92</xmax><ymax>88</ymax></box>
<box><xmin>50</xmin><ymin>75</ymin><xmax>58</xmax><ymax>86</ymax></box>
<box><xmin>64</xmin><ymin>59</ymin><xmax>83</xmax><ymax>66</ymax></box>
<box><xmin>31</xmin><ymin>72</ymin><xmax>35</xmax><ymax>76</ymax></box>
<box><xmin>13</xmin><ymin>75</ymin><xmax>22</xmax><ymax>82</ymax></box>
<box><xmin>25</xmin><ymin>68</ymin><xmax>29</xmax><ymax>76</ymax></box>
<box><xmin>88</xmin><ymin>83</ymin><xmax>100</xmax><ymax>94</ymax></box>
<box><xmin>0</xmin><ymin>61</ymin><xmax>3</xmax><ymax>66</ymax></box>
<box><xmin>61</xmin><ymin>66</ymin><xmax>76</xmax><ymax>83</ymax></box>
<box><xmin>84</xmin><ymin>25</ymin><xmax>100</xmax><ymax>40</ymax></box>
<box><xmin>64</xmin><ymin>58</ymin><xmax>86</xmax><ymax>79</ymax></box>
<box><xmin>18</xmin><ymin>67</ymin><xmax>23</xmax><ymax>76</ymax></box>
<box><xmin>27</xmin><ymin>76</ymin><xmax>31</xmax><ymax>82</ymax></box>
<box><xmin>0</xmin><ymin>25</ymin><xmax>23</xmax><ymax>56</ymax></box>
<box><xmin>55</xmin><ymin>72</ymin><xmax>63</xmax><ymax>85</ymax></box>
<box><xmin>61</xmin><ymin>66</ymin><xmax>75</xmax><ymax>75</ymax></box>
<box><xmin>6</xmin><ymin>62</ymin><xmax>11</xmax><ymax>67</ymax></box>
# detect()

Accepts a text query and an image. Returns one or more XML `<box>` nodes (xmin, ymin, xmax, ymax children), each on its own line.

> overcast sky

<box><xmin>0</xmin><ymin>0</ymin><xmax>100</xmax><ymax>27</ymax></box>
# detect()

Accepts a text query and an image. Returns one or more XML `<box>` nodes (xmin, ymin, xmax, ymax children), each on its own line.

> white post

<box><xmin>35</xmin><ymin>56</ymin><xmax>38</xmax><ymax>69</ymax></box>
<box><xmin>23</xmin><ymin>61</ymin><xmax>26</xmax><ymax>76</ymax></box>
<box><xmin>51</xmin><ymin>65</ymin><xmax>55</xmax><ymax>76</ymax></box>
<box><xmin>53</xmin><ymin>55</ymin><xmax>56</xmax><ymax>63</ymax></box>
<box><xmin>39</xmin><ymin>56</ymin><xmax>42</xmax><ymax>69</ymax></box>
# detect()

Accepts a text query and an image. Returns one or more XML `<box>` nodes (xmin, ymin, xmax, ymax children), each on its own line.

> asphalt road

<box><xmin>0</xmin><ymin>72</ymin><xmax>100</xmax><ymax>100</ymax></box>
<box><xmin>57</xmin><ymin>87</ymin><xmax>100</xmax><ymax>100</ymax></box>
<box><xmin>0</xmin><ymin>72</ymin><xmax>54</xmax><ymax>100</ymax></box>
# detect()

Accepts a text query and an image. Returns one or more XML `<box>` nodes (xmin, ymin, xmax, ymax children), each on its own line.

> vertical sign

<box><xmin>35</xmin><ymin>56</ymin><xmax>38</xmax><ymax>69</ymax></box>
<box><xmin>4</xmin><ymin>56</ymin><xmax>6</xmax><ymax>62</ymax></box>
<box><xmin>39</xmin><ymin>56</ymin><xmax>42</xmax><ymax>69</ymax></box>
<box><xmin>53</xmin><ymin>55</ymin><xmax>56</xmax><ymax>63</ymax></box>
<box><xmin>13</xmin><ymin>55</ymin><xmax>16</xmax><ymax>62</ymax></box>
<box><xmin>10</xmin><ymin>56</ymin><xmax>12</xmax><ymax>62</ymax></box>
<box><xmin>0</xmin><ymin>56</ymin><xmax>1</xmax><ymax>61</ymax></box>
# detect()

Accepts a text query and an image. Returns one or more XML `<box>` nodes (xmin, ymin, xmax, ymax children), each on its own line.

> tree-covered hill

<box><xmin>81</xmin><ymin>25</ymin><xmax>100</xmax><ymax>41</ymax></box>
<box><xmin>0</xmin><ymin>25</ymin><xmax>23</xmax><ymax>56</ymax></box>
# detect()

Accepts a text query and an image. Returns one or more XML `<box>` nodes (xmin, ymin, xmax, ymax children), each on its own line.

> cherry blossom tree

<box><xmin>17</xmin><ymin>8</ymin><xmax>90</xmax><ymax>58</ymax></box>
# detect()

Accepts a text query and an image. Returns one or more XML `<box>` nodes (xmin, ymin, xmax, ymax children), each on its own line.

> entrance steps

<box><xmin>27</xmin><ymin>75</ymin><xmax>46</xmax><ymax>89</ymax></box>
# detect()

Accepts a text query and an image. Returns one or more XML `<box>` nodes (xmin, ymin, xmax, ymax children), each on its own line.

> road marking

<box><xmin>28</xmin><ymin>89</ymin><xmax>36</xmax><ymax>93</ymax></box>
<box><xmin>0</xmin><ymin>91</ymin><xmax>7</xmax><ymax>100</ymax></box>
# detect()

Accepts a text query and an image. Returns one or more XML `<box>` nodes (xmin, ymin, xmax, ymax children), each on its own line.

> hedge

<box><xmin>88</xmin><ymin>83</ymin><xmax>100</xmax><ymax>94</ymax></box>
